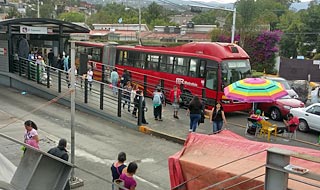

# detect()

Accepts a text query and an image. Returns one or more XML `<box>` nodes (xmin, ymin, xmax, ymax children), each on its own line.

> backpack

<box><xmin>153</xmin><ymin>93</ymin><xmax>161</xmax><ymax>105</ymax></box>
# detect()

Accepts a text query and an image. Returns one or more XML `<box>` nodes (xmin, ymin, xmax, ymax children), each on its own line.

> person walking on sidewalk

<box><xmin>210</xmin><ymin>102</ymin><xmax>227</xmax><ymax>134</ymax></box>
<box><xmin>48</xmin><ymin>138</ymin><xmax>70</xmax><ymax>190</ymax></box>
<box><xmin>186</xmin><ymin>96</ymin><xmax>203</xmax><ymax>132</ymax></box>
<box><xmin>169</xmin><ymin>85</ymin><xmax>181</xmax><ymax>119</ymax></box>
<box><xmin>23</xmin><ymin>120</ymin><xmax>39</xmax><ymax>149</ymax></box>
<box><xmin>111</xmin><ymin>152</ymin><xmax>127</xmax><ymax>190</ymax></box>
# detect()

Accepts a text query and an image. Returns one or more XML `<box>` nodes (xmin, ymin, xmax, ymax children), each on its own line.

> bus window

<box><xmin>147</xmin><ymin>54</ymin><xmax>159</xmax><ymax>71</ymax></box>
<box><xmin>121</xmin><ymin>51</ymin><xmax>128</xmax><ymax>65</ymax></box>
<box><xmin>91</xmin><ymin>47</ymin><xmax>102</xmax><ymax>62</ymax></box>
<box><xmin>189</xmin><ymin>59</ymin><xmax>198</xmax><ymax>77</ymax></box>
<box><xmin>159</xmin><ymin>55</ymin><xmax>167</xmax><ymax>72</ymax></box>
<box><xmin>136</xmin><ymin>53</ymin><xmax>146</xmax><ymax>69</ymax></box>
<box><xmin>206</xmin><ymin>69</ymin><xmax>218</xmax><ymax>90</ymax></box>
<box><xmin>126</xmin><ymin>51</ymin><xmax>138</xmax><ymax>67</ymax></box>
<box><xmin>221</xmin><ymin>60</ymin><xmax>251</xmax><ymax>90</ymax></box>
<box><xmin>167</xmin><ymin>56</ymin><xmax>174</xmax><ymax>73</ymax></box>
<box><xmin>173</xmin><ymin>57</ymin><xmax>187</xmax><ymax>75</ymax></box>
<box><xmin>200</xmin><ymin>60</ymin><xmax>206</xmax><ymax>78</ymax></box>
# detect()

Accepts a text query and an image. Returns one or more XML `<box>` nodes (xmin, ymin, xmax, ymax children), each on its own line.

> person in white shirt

<box><xmin>87</xmin><ymin>66</ymin><xmax>94</xmax><ymax>91</ymax></box>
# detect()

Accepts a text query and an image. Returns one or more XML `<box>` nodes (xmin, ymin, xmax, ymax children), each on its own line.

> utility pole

<box><xmin>37</xmin><ymin>0</ymin><xmax>40</xmax><ymax>18</ymax></box>
<box><xmin>138</xmin><ymin>0</ymin><xmax>141</xmax><ymax>45</ymax></box>
<box><xmin>231</xmin><ymin>8</ymin><xmax>236</xmax><ymax>44</ymax></box>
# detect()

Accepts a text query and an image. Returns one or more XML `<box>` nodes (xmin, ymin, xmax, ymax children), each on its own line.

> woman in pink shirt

<box><xmin>119</xmin><ymin>162</ymin><xmax>138</xmax><ymax>190</ymax></box>
<box><xmin>24</xmin><ymin>120</ymin><xmax>39</xmax><ymax>149</ymax></box>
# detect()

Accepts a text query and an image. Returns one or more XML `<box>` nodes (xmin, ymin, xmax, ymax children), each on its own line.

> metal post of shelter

<box><xmin>70</xmin><ymin>42</ymin><xmax>76</xmax><ymax>179</ymax></box>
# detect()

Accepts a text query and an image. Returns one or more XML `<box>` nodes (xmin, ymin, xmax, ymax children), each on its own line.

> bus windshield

<box><xmin>221</xmin><ymin>60</ymin><xmax>251</xmax><ymax>90</ymax></box>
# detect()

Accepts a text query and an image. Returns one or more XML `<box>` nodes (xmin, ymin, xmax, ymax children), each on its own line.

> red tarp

<box><xmin>168</xmin><ymin>130</ymin><xmax>320</xmax><ymax>190</ymax></box>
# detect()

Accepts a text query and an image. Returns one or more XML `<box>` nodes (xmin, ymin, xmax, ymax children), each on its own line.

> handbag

<box><xmin>199</xmin><ymin>110</ymin><xmax>205</xmax><ymax>123</ymax></box>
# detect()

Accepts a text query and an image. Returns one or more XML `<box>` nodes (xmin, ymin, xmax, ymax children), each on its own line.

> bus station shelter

<box><xmin>0</xmin><ymin>18</ymin><xmax>90</xmax><ymax>73</ymax></box>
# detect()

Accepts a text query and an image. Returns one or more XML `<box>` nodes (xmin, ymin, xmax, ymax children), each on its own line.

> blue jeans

<box><xmin>213</xmin><ymin>120</ymin><xmax>223</xmax><ymax>133</ymax></box>
<box><xmin>190</xmin><ymin>114</ymin><xmax>201</xmax><ymax>132</ymax></box>
<box><xmin>112</xmin><ymin>81</ymin><xmax>117</xmax><ymax>95</ymax></box>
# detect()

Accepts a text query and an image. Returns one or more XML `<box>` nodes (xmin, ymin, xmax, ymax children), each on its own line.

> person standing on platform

<box><xmin>123</xmin><ymin>81</ymin><xmax>132</xmax><ymax>112</ymax></box>
<box><xmin>120</xmin><ymin>69</ymin><xmax>131</xmax><ymax>88</ymax></box>
<box><xmin>47</xmin><ymin>49</ymin><xmax>54</xmax><ymax>67</ymax></box>
<box><xmin>87</xmin><ymin>66</ymin><xmax>93</xmax><ymax>91</ymax></box>
<box><xmin>153</xmin><ymin>88</ymin><xmax>164</xmax><ymax>121</ymax></box>
<box><xmin>111</xmin><ymin>68</ymin><xmax>119</xmax><ymax>96</ymax></box>
<box><xmin>64</xmin><ymin>55</ymin><xmax>69</xmax><ymax>72</ymax></box>
<box><xmin>169</xmin><ymin>85</ymin><xmax>181</xmax><ymax>119</ymax></box>
<box><xmin>48</xmin><ymin>138</ymin><xmax>70</xmax><ymax>190</ymax></box>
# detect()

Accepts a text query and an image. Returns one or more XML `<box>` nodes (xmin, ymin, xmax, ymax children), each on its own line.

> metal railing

<box><xmin>11</xmin><ymin>57</ymin><xmax>208</xmax><ymax>126</ymax></box>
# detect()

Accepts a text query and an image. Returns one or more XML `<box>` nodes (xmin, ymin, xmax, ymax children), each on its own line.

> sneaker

<box><xmin>155</xmin><ymin>118</ymin><xmax>158</xmax><ymax>120</ymax></box>
<box><xmin>142</xmin><ymin>122</ymin><xmax>149</xmax><ymax>125</ymax></box>
<box><xmin>176</xmin><ymin>116</ymin><xmax>179</xmax><ymax>119</ymax></box>
<box><xmin>189</xmin><ymin>129</ymin><xmax>193</xmax><ymax>132</ymax></box>
<box><xmin>159</xmin><ymin>119</ymin><xmax>163</xmax><ymax>121</ymax></box>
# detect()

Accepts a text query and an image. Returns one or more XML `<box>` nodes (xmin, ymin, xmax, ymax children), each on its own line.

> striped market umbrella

<box><xmin>223</xmin><ymin>78</ymin><xmax>288</xmax><ymax>103</ymax></box>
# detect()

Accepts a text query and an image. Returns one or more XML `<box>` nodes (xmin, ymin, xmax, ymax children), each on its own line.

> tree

<box><xmin>6</xmin><ymin>7</ymin><xmax>21</xmax><ymax>19</ymax></box>
<box><xmin>298</xmin><ymin>4</ymin><xmax>320</xmax><ymax>58</ymax></box>
<box><xmin>58</xmin><ymin>12</ymin><xmax>85</xmax><ymax>22</ymax></box>
<box><xmin>192</xmin><ymin>10</ymin><xmax>217</xmax><ymax>25</ymax></box>
<box><xmin>247</xmin><ymin>30</ymin><xmax>283</xmax><ymax>74</ymax></box>
<box><xmin>278</xmin><ymin>10</ymin><xmax>302</xmax><ymax>58</ymax></box>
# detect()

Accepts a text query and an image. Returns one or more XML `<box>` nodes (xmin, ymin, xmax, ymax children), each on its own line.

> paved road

<box><xmin>0</xmin><ymin>86</ymin><xmax>182</xmax><ymax>190</ymax></box>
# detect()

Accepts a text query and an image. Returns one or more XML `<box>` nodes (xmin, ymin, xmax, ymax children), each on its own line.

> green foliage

<box><xmin>313</xmin><ymin>53</ymin><xmax>320</xmax><ymax>60</ymax></box>
<box><xmin>6</xmin><ymin>7</ymin><xmax>21</xmax><ymax>19</ymax></box>
<box><xmin>298</xmin><ymin>4</ymin><xmax>320</xmax><ymax>58</ymax></box>
<box><xmin>251</xmin><ymin>70</ymin><xmax>264</xmax><ymax>77</ymax></box>
<box><xmin>191</xmin><ymin>10</ymin><xmax>217</xmax><ymax>25</ymax></box>
<box><xmin>86</xmin><ymin>2</ymin><xmax>174</xmax><ymax>30</ymax></box>
<box><xmin>58</xmin><ymin>12</ymin><xmax>85</xmax><ymax>22</ymax></box>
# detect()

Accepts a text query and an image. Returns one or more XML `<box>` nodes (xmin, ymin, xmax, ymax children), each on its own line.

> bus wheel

<box><xmin>180</xmin><ymin>90</ymin><xmax>192</xmax><ymax>106</ymax></box>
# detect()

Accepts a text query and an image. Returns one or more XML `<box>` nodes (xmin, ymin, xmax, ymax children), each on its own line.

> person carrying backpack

<box><xmin>153</xmin><ymin>88</ymin><xmax>163</xmax><ymax>121</ymax></box>
<box><xmin>111</xmin><ymin>152</ymin><xmax>127</xmax><ymax>190</ymax></box>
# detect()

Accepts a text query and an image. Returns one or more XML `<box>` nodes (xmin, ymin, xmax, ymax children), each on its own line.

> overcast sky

<box><xmin>191</xmin><ymin>0</ymin><xmax>310</xmax><ymax>3</ymax></box>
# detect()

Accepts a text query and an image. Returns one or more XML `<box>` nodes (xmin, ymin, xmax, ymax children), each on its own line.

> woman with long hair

<box><xmin>24</xmin><ymin>120</ymin><xmax>39</xmax><ymax>149</ymax></box>
<box><xmin>210</xmin><ymin>102</ymin><xmax>227</xmax><ymax>133</ymax></box>
<box><xmin>187</xmin><ymin>96</ymin><xmax>203</xmax><ymax>132</ymax></box>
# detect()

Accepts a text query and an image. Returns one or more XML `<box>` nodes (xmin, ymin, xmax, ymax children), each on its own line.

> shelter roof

<box><xmin>0</xmin><ymin>18</ymin><xmax>90</xmax><ymax>34</ymax></box>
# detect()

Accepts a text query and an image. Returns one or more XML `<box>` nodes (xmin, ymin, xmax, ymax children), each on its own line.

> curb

<box><xmin>139</xmin><ymin>125</ymin><xmax>185</xmax><ymax>145</ymax></box>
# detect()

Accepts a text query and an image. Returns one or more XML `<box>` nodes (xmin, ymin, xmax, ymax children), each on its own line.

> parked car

<box><xmin>257</xmin><ymin>95</ymin><xmax>305</xmax><ymax>121</ymax></box>
<box><xmin>261</xmin><ymin>76</ymin><xmax>299</xmax><ymax>99</ymax></box>
<box><xmin>290</xmin><ymin>103</ymin><xmax>320</xmax><ymax>132</ymax></box>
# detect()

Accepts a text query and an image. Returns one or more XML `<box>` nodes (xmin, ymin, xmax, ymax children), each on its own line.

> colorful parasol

<box><xmin>223</xmin><ymin>78</ymin><xmax>288</xmax><ymax>103</ymax></box>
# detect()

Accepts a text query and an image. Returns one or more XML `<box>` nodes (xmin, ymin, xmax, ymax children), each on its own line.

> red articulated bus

<box><xmin>75</xmin><ymin>41</ymin><xmax>252</xmax><ymax>112</ymax></box>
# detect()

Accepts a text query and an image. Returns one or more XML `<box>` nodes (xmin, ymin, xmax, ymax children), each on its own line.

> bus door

<box><xmin>204</xmin><ymin>65</ymin><xmax>218</xmax><ymax>106</ymax></box>
<box><xmin>103</xmin><ymin>45</ymin><xmax>117</xmax><ymax>68</ymax></box>
<box><xmin>102</xmin><ymin>45</ymin><xmax>117</xmax><ymax>82</ymax></box>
